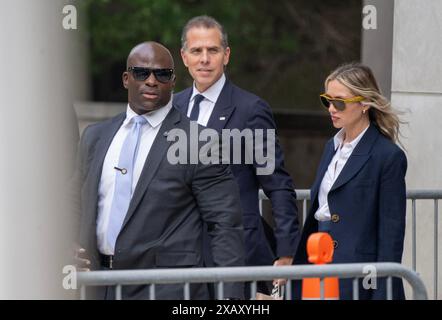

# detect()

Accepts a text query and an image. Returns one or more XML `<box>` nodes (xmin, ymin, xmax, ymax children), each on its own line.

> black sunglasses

<box><xmin>127</xmin><ymin>67</ymin><xmax>174</xmax><ymax>83</ymax></box>
<box><xmin>319</xmin><ymin>94</ymin><xmax>364</xmax><ymax>111</ymax></box>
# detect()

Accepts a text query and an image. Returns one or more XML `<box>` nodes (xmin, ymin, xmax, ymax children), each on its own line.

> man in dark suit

<box><xmin>174</xmin><ymin>16</ymin><xmax>300</xmax><ymax>294</ymax></box>
<box><xmin>74</xmin><ymin>41</ymin><xmax>245</xmax><ymax>299</ymax></box>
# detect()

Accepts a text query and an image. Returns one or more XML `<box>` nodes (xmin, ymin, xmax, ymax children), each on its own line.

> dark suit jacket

<box><xmin>174</xmin><ymin>79</ymin><xmax>299</xmax><ymax>267</ymax></box>
<box><xmin>293</xmin><ymin>124</ymin><xmax>407</xmax><ymax>300</ymax></box>
<box><xmin>75</xmin><ymin>106</ymin><xmax>245</xmax><ymax>299</ymax></box>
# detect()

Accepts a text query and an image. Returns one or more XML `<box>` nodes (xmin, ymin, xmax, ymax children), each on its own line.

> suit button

<box><xmin>332</xmin><ymin>240</ymin><xmax>338</xmax><ymax>249</ymax></box>
<box><xmin>331</xmin><ymin>214</ymin><xmax>340</xmax><ymax>223</ymax></box>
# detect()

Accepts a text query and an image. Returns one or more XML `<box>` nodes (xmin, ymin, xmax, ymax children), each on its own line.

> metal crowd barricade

<box><xmin>259</xmin><ymin>189</ymin><xmax>311</xmax><ymax>224</ymax></box>
<box><xmin>77</xmin><ymin>262</ymin><xmax>427</xmax><ymax>300</ymax></box>
<box><xmin>407</xmin><ymin>190</ymin><xmax>441</xmax><ymax>299</ymax></box>
<box><xmin>76</xmin><ymin>189</ymin><xmax>439</xmax><ymax>300</ymax></box>
<box><xmin>260</xmin><ymin>188</ymin><xmax>442</xmax><ymax>299</ymax></box>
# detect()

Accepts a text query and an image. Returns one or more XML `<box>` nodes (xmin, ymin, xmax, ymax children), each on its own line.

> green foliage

<box><xmin>85</xmin><ymin>0</ymin><xmax>361</xmax><ymax>110</ymax></box>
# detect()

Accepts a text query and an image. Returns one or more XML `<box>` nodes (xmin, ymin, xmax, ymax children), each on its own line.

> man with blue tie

<box><xmin>174</xmin><ymin>15</ymin><xmax>300</xmax><ymax>295</ymax></box>
<box><xmin>74</xmin><ymin>41</ymin><xmax>245</xmax><ymax>299</ymax></box>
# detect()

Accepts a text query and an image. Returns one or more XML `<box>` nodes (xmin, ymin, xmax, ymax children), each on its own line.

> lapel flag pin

<box><xmin>219</xmin><ymin>116</ymin><xmax>226</xmax><ymax>121</ymax></box>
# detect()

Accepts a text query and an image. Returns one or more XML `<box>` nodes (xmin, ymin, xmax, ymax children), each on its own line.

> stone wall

<box><xmin>390</xmin><ymin>0</ymin><xmax>442</xmax><ymax>300</ymax></box>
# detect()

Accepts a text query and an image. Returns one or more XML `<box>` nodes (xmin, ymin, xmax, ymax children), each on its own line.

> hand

<box><xmin>272</xmin><ymin>256</ymin><xmax>293</xmax><ymax>286</ymax></box>
<box><xmin>73</xmin><ymin>245</ymin><xmax>91</xmax><ymax>272</ymax></box>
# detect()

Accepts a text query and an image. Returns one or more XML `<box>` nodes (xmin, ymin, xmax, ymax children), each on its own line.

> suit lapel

<box><xmin>121</xmin><ymin>107</ymin><xmax>182</xmax><ymax>229</ymax></box>
<box><xmin>330</xmin><ymin>124</ymin><xmax>379</xmax><ymax>192</ymax></box>
<box><xmin>173</xmin><ymin>88</ymin><xmax>192</xmax><ymax>115</ymax></box>
<box><xmin>87</xmin><ymin>113</ymin><xmax>126</xmax><ymax>218</ymax></box>
<box><xmin>206</xmin><ymin>80</ymin><xmax>236</xmax><ymax>131</ymax></box>
<box><xmin>174</xmin><ymin>80</ymin><xmax>236</xmax><ymax>131</ymax></box>
<box><xmin>310</xmin><ymin>141</ymin><xmax>336</xmax><ymax>203</ymax></box>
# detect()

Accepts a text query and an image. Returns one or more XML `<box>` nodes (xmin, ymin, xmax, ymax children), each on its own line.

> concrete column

<box><xmin>391</xmin><ymin>0</ymin><xmax>442</xmax><ymax>299</ymax></box>
<box><xmin>361</xmin><ymin>0</ymin><xmax>395</xmax><ymax>99</ymax></box>
<box><xmin>0</xmin><ymin>0</ymin><xmax>88</xmax><ymax>298</ymax></box>
<box><xmin>361</xmin><ymin>0</ymin><xmax>441</xmax><ymax>299</ymax></box>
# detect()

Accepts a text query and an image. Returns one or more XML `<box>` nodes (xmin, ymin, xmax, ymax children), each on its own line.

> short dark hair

<box><xmin>181</xmin><ymin>15</ymin><xmax>229</xmax><ymax>50</ymax></box>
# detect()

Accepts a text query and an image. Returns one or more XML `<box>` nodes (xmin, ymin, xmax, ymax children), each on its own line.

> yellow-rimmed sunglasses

<box><xmin>319</xmin><ymin>94</ymin><xmax>364</xmax><ymax>111</ymax></box>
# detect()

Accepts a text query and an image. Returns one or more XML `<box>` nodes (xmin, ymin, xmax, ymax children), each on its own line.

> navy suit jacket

<box><xmin>174</xmin><ymin>79</ymin><xmax>299</xmax><ymax>266</ymax></box>
<box><xmin>294</xmin><ymin>124</ymin><xmax>407</xmax><ymax>300</ymax></box>
<box><xmin>75</xmin><ymin>106</ymin><xmax>245</xmax><ymax>299</ymax></box>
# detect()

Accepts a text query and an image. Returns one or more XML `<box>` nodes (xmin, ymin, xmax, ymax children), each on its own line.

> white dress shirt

<box><xmin>186</xmin><ymin>73</ymin><xmax>226</xmax><ymax>126</ymax></box>
<box><xmin>96</xmin><ymin>101</ymin><xmax>173</xmax><ymax>255</ymax></box>
<box><xmin>314</xmin><ymin>125</ymin><xmax>369</xmax><ymax>222</ymax></box>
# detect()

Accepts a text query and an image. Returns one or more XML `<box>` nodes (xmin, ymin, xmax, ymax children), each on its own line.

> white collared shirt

<box><xmin>314</xmin><ymin>125</ymin><xmax>370</xmax><ymax>222</ymax></box>
<box><xmin>96</xmin><ymin>100</ymin><xmax>172</xmax><ymax>255</ymax></box>
<box><xmin>186</xmin><ymin>73</ymin><xmax>226</xmax><ymax>126</ymax></box>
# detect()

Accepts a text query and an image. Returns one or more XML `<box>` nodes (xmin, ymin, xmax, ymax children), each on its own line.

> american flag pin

<box><xmin>219</xmin><ymin>116</ymin><xmax>226</xmax><ymax>121</ymax></box>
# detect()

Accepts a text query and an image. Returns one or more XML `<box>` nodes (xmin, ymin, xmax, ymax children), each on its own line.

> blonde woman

<box><xmin>294</xmin><ymin>63</ymin><xmax>407</xmax><ymax>300</ymax></box>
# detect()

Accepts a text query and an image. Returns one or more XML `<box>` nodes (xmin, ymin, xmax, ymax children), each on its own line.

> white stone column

<box><xmin>361</xmin><ymin>0</ymin><xmax>395</xmax><ymax>99</ymax></box>
<box><xmin>391</xmin><ymin>0</ymin><xmax>442</xmax><ymax>300</ymax></box>
<box><xmin>0</xmin><ymin>0</ymin><xmax>89</xmax><ymax>298</ymax></box>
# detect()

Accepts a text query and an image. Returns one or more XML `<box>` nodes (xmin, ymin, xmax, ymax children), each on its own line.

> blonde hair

<box><xmin>325</xmin><ymin>62</ymin><xmax>404</xmax><ymax>144</ymax></box>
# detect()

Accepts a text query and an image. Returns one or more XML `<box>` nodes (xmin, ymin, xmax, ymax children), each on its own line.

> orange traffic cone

<box><xmin>302</xmin><ymin>232</ymin><xmax>339</xmax><ymax>300</ymax></box>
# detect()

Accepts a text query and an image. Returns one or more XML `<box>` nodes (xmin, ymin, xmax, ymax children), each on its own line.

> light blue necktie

<box><xmin>107</xmin><ymin>115</ymin><xmax>148</xmax><ymax>251</ymax></box>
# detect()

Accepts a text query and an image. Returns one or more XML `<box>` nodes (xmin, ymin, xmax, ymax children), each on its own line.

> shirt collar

<box><xmin>125</xmin><ymin>97</ymin><xmax>173</xmax><ymax>128</ymax></box>
<box><xmin>190</xmin><ymin>73</ymin><xmax>226</xmax><ymax>104</ymax></box>
<box><xmin>333</xmin><ymin>124</ymin><xmax>370</xmax><ymax>151</ymax></box>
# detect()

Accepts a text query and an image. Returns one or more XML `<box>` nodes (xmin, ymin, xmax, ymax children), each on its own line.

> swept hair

<box><xmin>325</xmin><ymin>62</ymin><xmax>405</xmax><ymax>145</ymax></box>
<box><xmin>181</xmin><ymin>15</ymin><xmax>228</xmax><ymax>50</ymax></box>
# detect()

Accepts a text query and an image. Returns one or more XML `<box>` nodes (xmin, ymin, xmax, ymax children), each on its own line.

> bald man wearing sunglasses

<box><xmin>73</xmin><ymin>41</ymin><xmax>245</xmax><ymax>299</ymax></box>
